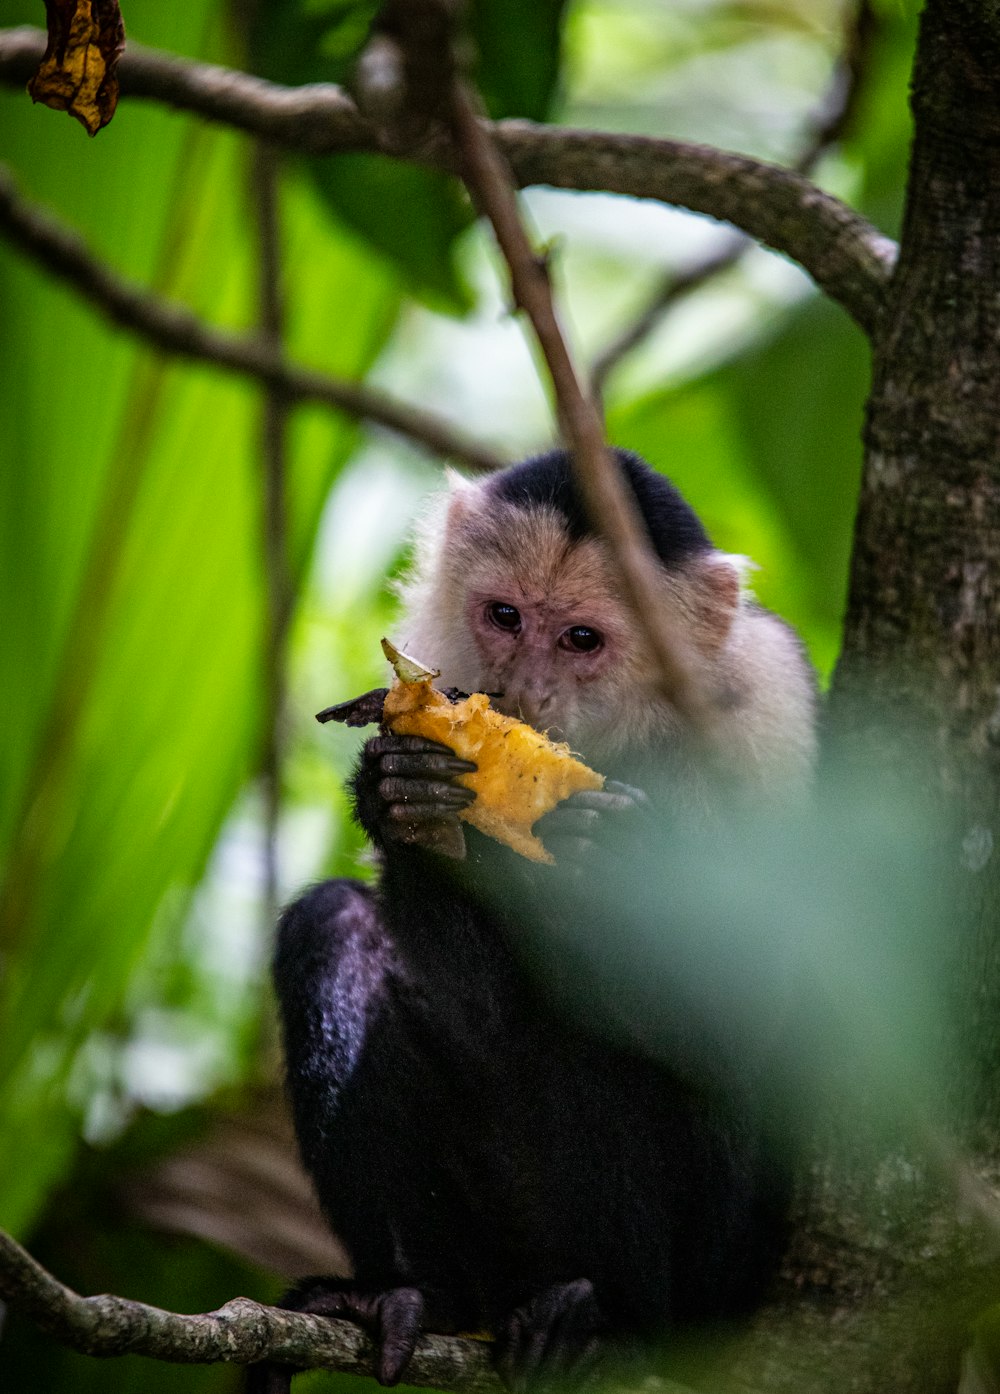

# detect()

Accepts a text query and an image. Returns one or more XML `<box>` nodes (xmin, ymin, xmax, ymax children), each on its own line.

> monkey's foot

<box><xmin>496</xmin><ymin>1279</ymin><xmax>609</xmax><ymax>1393</ymax></box>
<box><xmin>245</xmin><ymin>1280</ymin><xmax>427</xmax><ymax>1393</ymax></box>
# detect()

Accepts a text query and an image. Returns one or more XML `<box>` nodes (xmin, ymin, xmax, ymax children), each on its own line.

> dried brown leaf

<box><xmin>27</xmin><ymin>0</ymin><xmax>126</xmax><ymax>135</ymax></box>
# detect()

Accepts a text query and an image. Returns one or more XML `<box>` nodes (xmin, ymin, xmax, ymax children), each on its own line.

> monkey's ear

<box><xmin>689</xmin><ymin>552</ymin><xmax>747</xmax><ymax>653</ymax></box>
<box><xmin>443</xmin><ymin>466</ymin><xmax>475</xmax><ymax>493</ymax></box>
<box><xmin>443</xmin><ymin>468</ymin><xmax>489</xmax><ymax>532</ymax></box>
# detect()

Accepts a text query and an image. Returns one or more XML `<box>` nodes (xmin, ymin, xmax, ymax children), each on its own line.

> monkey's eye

<box><xmin>559</xmin><ymin>625</ymin><xmax>603</xmax><ymax>654</ymax></box>
<box><xmin>487</xmin><ymin>602</ymin><xmax>522</xmax><ymax>633</ymax></box>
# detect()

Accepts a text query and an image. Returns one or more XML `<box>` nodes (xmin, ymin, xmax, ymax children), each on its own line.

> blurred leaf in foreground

<box><xmin>496</xmin><ymin>740</ymin><xmax>958</xmax><ymax>1162</ymax></box>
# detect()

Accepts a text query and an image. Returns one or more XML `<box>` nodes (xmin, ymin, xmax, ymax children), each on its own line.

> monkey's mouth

<box><xmin>489</xmin><ymin>691</ymin><xmax>566</xmax><ymax>743</ymax></box>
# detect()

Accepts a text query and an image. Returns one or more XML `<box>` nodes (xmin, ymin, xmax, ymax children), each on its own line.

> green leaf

<box><xmin>470</xmin><ymin>0</ymin><xmax>569</xmax><ymax>120</ymax></box>
<box><xmin>308</xmin><ymin>154</ymin><xmax>473</xmax><ymax>313</ymax></box>
<box><xmin>246</xmin><ymin>0</ymin><xmax>473</xmax><ymax>310</ymax></box>
<box><xmin>0</xmin><ymin>2</ymin><xmax>400</xmax><ymax>1234</ymax></box>
<box><xmin>246</xmin><ymin>0</ymin><xmax>380</xmax><ymax>88</ymax></box>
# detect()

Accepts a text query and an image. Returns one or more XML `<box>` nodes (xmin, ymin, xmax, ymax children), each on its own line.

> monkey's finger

<box><xmin>317</xmin><ymin>688</ymin><xmax>388</xmax><ymax>727</ymax></box>
<box><xmin>602</xmin><ymin>779</ymin><xmax>650</xmax><ymax>807</ymax></box>
<box><xmin>557</xmin><ymin>784</ymin><xmax>648</xmax><ymax>815</ymax></box>
<box><xmin>380</xmin><ymin>778</ymin><xmax>476</xmax><ymax>808</ymax></box>
<box><xmin>541</xmin><ymin>836</ymin><xmax>597</xmax><ymax>868</ymax></box>
<box><xmin>368</xmin><ymin>733</ymin><xmax>457</xmax><ymax>758</ymax></box>
<box><xmin>380</xmin><ymin>751</ymin><xmax>477</xmax><ymax>778</ymax></box>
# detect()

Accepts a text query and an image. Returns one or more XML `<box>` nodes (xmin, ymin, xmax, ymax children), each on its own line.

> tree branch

<box><xmin>0</xmin><ymin>25</ymin><xmax>374</xmax><ymax>153</ymax></box>
<box><xmin>0</xmin><ymin>161</ymin><xmax>504</xmax><ymax>473</ymax></box>
<box><xmin>356</xmin><ymin>6</ymin><xmax>710</xmax><ymax>730</ymax></box>
<box><xmin>0</xmin><ymin>1226</ymin><xmax>501</xmax><ymax>1391</ymax></box>
<box><xmin>0</xmin><ymin>25</ymin><xmax>897</xmax><ymax>336</ymax></box>
<box><xmin>497</xmin><ymin>123</ymin><xmax>895</xmax><ymax>338</ymax></box>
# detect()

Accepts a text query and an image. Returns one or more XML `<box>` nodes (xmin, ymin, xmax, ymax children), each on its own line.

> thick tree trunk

<box><xmin>734</xmin><ymin>5</ymin><xmax>1000</xmax><ymax>1391</ymax></box>
<box><xmin>833</xmin><ymin>0</ymin><xmax>1000</xmax><ymax>1127</ymax></box>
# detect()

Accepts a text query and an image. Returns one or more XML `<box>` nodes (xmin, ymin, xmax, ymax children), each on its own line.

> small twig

<box><xmin>0</xmin><ymin>25</ymin><xmax>896</xmax><ymax>335</ymax></box>
<box><xmin>0</xmin><ymin>161</ymin><xmax>504</xmax><ymax>473</ymax></box>
<box><xmin>0</xmin><ymin>1227</ymin><xmax>500</xmax><ymax>1389</ymax></box>
<box><xmin>591</xmin><ymin>232</ymin><xmax>749</xmax><ymax>404</ymax></box>
<box><xmin>792</xmin><ymin>0</ymin><xmax>877</xmax><ymax>176</ymax></box>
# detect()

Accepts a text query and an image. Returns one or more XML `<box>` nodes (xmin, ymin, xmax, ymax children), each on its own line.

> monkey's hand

<box><xmin>245</xmin><ymin>1279</ymin><xmax>429</xmax><ymax>1392</ymax></box>
<box><xmin>352</xmin><ymin>733</ymin><xmax>478</xmax><ymax>859</ymax></box>
<box><xmin>534</xmin><ymin>781</ymin><xmax>650</xmax><ymax>864</ymax></box>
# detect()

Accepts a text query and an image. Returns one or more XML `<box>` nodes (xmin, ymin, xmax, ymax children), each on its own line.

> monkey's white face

<box><xmin>398</xmin><ymin>489</ymin><xmax>674</xmax><ymax>767</ymax></box>
<box><xmin>396</xmin><ymin>471</ymin><xmax>816</xmax><ymax>788</ymax></box>
<box><xmin>465</xmin><ymin>583</ymin><xmax>614</xmax><ymax>741</ymax></box>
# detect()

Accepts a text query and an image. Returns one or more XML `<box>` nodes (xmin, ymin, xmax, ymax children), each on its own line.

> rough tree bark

<box><xmin>734</xmin><ymin>3</ymin><xmax>1000</xmax><ymax>1391</ymax></box>
<box><xmin>835</xmin><ymin>0</ymin><xmax>1000</xmax><ymax>1126</ymax></box>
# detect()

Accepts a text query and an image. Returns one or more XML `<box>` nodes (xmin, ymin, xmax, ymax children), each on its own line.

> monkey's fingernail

<box><xmin>440</xmin><ymin>786</ymin><xmax>476</xmax><ymax>805</ymax></box>
<box><xmin>444</xmin><ymin>758</ymin><xmax>477</xmax><ymax>773</ymax></box>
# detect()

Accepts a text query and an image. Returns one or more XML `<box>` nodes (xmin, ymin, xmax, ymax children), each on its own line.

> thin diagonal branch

<box><xmin>0</xmin><ymin>1226</ymin><xmax>500</xmax><ymax>1391</ymax></box>
<box><xmin>0</xmin><ymin>162</ymin><xmax>503</xmax><ymax>473</ymax></box>
<box><xmin>362</xmin><ymin>9</ymin><xmax>712</xmax><ymax>729</ymax></box>
<box><xmin>0</xmin><ymin>25</ymin><xmax>896</xmax><ymax>335</ymax></box>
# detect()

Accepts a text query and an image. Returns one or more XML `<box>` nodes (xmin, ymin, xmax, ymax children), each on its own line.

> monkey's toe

<box><xmin>372</xmin><ymin>1287</ymin><xmax>425</xmax><ymax>1385</ymax></box>
<box><xmin>496</xmin><ymin>1279</ymin><xmax>607</xmax><ymax>1393</ymax></box>
<box><xmin>288</xmin><ymin>1282</ymin><xmax>424</xmax><ymax>1386</ymax></box>
<box><xmin>244</xmin><ymin>1281</ymin><xmax>426</xmax><ymax>1392</ymax></box>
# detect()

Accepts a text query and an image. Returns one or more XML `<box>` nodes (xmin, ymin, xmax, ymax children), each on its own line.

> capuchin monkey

<box><xmin>248</xmin><ymin>448</ymin><xmax>817</xmax><ymax>1394</ymax></box>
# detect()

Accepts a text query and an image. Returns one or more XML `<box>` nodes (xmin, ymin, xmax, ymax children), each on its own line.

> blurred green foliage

<box><xmin>0</xmin><ymin>0</ymin><xmax>923</xmax><ymax>1388</ymax></box>
<box><xmin>0</xmin><ymin>0</ymin><xmax>400</xmax><ymax>1236</ymax></box>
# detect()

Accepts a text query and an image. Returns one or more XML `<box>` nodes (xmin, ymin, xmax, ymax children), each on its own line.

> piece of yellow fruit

<box><xmin>381</xmin><ymin>639</ymin><xmax>604</xmax><ymax>864</ymax></box>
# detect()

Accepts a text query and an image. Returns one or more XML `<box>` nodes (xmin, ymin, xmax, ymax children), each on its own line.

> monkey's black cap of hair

<box><xmin>489</xmin><ymin>447</ymin><xmax>712</xmax><ymax>569</ymax></box>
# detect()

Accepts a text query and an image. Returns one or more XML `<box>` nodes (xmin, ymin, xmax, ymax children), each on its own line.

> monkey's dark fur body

<box><xmin>256</xmin><ymin>450</ymin><xmax>814</xmax><ymax>1391</ymax></box>
<box><xmin>273</xmin><ymin>838</ymin><xmax>787</xmax><ymax>1387</ymax></box>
